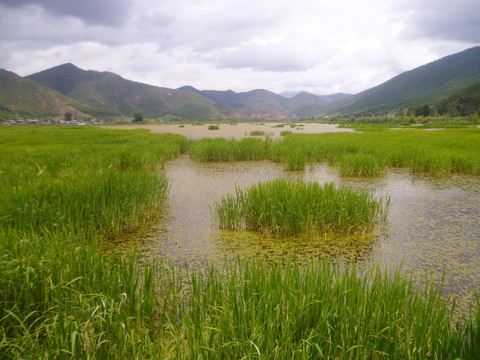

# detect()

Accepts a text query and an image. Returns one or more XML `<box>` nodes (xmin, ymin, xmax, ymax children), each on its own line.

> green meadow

<box><xmin>0</xmin><ymin>126</ymin><xmax>479</xmax><ymax>359</ymax></box>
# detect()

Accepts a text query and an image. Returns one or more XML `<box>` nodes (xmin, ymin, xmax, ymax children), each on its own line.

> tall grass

<box><xmin>0</xmin><ymin>127</ymin><xmax>188</xmax><ymax>358</ymax></box>
<box><xmin>188</xmin><ymin>128</ymin><xmax>480</xmax><ymax>177</ymax></box>
<box><xmin>161</xmin><ymin>259</ymin><xmax>479</xmax><ymax>359</ymax></box>
<box><xmin>188</xmin><ymin>137</ymin><xmax>273</xmax><ymax>162</ymax></box>
<box><xmin>1</xmin><ymin>127</ymin><xmax>479</xmax><ymax>358</ymax></box>
<box><xmin>274</xmin><ymin>129</ymin><xmax>480</xmax><ymax>176</ymax></box>
<box><xmin>214</xmin><ymin>179</ymin><xmax>387</xmax><ymax>237</ymax></box>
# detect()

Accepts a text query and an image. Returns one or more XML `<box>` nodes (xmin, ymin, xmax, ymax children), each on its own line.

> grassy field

<box><xmin>0</xmin><ymin>126</ymin><xmax>479</xmax><ymax>358</ymax></box>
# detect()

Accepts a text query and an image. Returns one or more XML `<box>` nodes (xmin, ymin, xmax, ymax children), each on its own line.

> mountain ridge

<box><xmin>324</xmin><ymin>46</ymin><xmax>480</xmax><ymax>115</ymax></box>
<box><xmin>2</xmin><ymin>46</ymin><xmax>480</xmax><ymax>119</ymax></box>
<box><xmin>25</xmin><ymin>64</ymin><xmax>331</xmax><ymax>119</ymax></box>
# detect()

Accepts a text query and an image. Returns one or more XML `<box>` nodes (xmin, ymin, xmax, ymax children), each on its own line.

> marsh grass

<box><xmin>249</xmin><ymin>130</ymin><xmax>265</xmax><ymax>136</ymax></box>
<box><xmin>1</xmin><ymin>127</ymin><xmax>479</xmax><ymax>359</ymax></box>
<box><xmin>161</xmin><ymin>259</ymin><xmax>479</xmax><ymax>359</ymax></box>
<box><xmin>214</xmin><ymin>179</ymin><xmax>387</xmax><ymax>237</ymax></box>
<box><xmin>0</xmin><ymin>127</ymin><xmax>188</xmax><ymax>358</ymax></box>
<box><xmin>194</xmin><ymin>128</ymin><xmax>480</xmax><ymax>177</ymax></box>
<box><xmin>188</xmin><ymin>137</ymin><xmax>273</xmax><ymax>161</ymax></box>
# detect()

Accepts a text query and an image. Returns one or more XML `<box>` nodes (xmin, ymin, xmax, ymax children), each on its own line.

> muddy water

<box><xmin>114</xmin><ymin>156</ymin><xmax>480</xmax><ymax>314</ymax></box>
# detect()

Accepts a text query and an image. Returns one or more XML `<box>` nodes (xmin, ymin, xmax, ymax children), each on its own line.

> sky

<box><xmin>0</xmin><ymin>0</ymin><xmax>479</xmax><ymax>95</ymax></box>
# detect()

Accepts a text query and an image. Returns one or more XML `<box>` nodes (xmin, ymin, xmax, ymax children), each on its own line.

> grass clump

<box><xmin>208</xmin><ymin>124</ymin><xmax>219</xmax><ymax>130</ymax></box>
<box><xmin>188</xmin><ymin>137</ymin><xmax>273</xmax><ymax>162</ymax></box>
<box><xmin>214</xmin><ymin>179</ymin><xmax>387</xmax><ymax>237</ymax></box>
<box><xmin>249</xmin><ymin>130</ymin><xmax>265</xmax><ymax>136</ymax></box>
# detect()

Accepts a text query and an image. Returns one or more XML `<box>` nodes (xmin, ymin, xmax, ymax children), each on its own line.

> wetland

<box><xmin>2</xmin><ymin>126</ymin><xmax>479</xmax><ymax>359</ymax></box>
<box><xmin>112</xmin><ymin>155</ymin><xmax>480</xmax><ymax>315</ymax></box>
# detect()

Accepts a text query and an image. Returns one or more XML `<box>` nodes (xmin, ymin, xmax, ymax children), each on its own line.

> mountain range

<box><xmin>1</xmin><ymin>46</ymin><xmax>479</xmax><ymax>120</ymax></box>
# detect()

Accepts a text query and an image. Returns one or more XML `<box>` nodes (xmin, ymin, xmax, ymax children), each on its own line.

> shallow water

<box><xmin>112</xmin><ymin>156</ymin><xmax>480</xmax><ymax>315</ymax></box>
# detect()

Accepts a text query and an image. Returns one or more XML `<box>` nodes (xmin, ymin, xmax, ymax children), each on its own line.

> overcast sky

<box><xmin>0</xmin><ymin>0</ymin><xmax>479</xmax><ymax>95</ymax></box>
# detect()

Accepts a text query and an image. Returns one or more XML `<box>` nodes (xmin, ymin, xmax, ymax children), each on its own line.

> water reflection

<box><xmin>112</xmin><ymin>156</ymin><xmax>480</xmax><ymax>315</ymax></box>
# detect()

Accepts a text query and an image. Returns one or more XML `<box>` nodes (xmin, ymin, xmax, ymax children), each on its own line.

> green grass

<box><xmin>1</xmin><ymin>126</ymin><xmax>479</xmax><ymax>358</ymax></box>
<box><xmin>0</xmin><ymin>127</ymin><xmax>188</xmax><ymax>358</ymax></box>
<box><xmin>157</xmin><ymin>259</ymin><xmax>480</xmax><ymax>359</ymax></box>
<box><xmin>189</xmin><ymin>128</ymin><xmax>480</xmax><ymax>177</ymax></box>
<box><xmin>208</xmin><ymin>124</ymin><xmax>219</xmax><ymax>130</ymax></box>
<box><xmin>214</xmin><ymin>179</ymin><xmax>388</xmax><ymax>237</ymax></box>
<box><xmin>188</xmin><ymin>137</ymin><xmax>273</xmax><ymax>162</ymax></box>
<box><xmin>249</xmin><ymin>130</ymin><xmax>265</xmax><ymax>136</ymax></box>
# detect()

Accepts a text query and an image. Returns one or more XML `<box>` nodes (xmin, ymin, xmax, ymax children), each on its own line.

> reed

<box><xmin>165</xmin><ymin>259</ymin><xmax>479</xmax><ymax>359</ymax></box>
<box><xmin>1</xmin><ymin>127</ymin><xmax>479</xmax><ymax>359</ymax></box>
<box><xmin>249</xmin><ymin>130</ymin><xmax>265</xmax><ymax>136</ymax></box>
<box><xmin>187</xmin><ymin>128</ymin><xmax>480</xmax><ymax>177</ymax></box>
<box><xmin>214</xmin><ymin>179</ymin><xmax>387</xmax><ymax>237</ymax></box>
<box><xmin>188</xmin><ymin>137</ymin><xmax>273</xmax><ymax>162</ymax></box>
<box><xmin>0</xmin><ymin>127</ymin><xmax>187</xmax><ymax>358</ymax></box>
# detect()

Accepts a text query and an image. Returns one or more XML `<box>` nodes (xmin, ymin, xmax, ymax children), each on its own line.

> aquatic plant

<box><xmin>188</xmin><ymin>137</ymin><xmax>273</xmax><ymax>162</ymax></box>
<box><xmin>1</xmin><ymin>127</ymin><xmax>479</xmax><ymax>359</ymax></box>
<box><xmin>214</xmin><ymin>179</ymin><xmax>387</xmax><ymax>237</ymax></box>
<box><xmin>208</xmin><ymin>125</ymin><xmax>219</xmax><ymax>130</ymax></box>
<box><xmin>249</xmin><ymin>130</ymin><xmax>265</xmax><ymax>136</ymax></box>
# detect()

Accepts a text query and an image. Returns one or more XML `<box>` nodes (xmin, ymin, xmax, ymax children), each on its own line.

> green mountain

<box><xmin>27</xmin><ymin>64</ymin><xmax>231</xmax><ymax>118</ymax></box>
<box><xmin>0</xmin><ymin>69</ymin><xmax>86</xmax><ymax>119</ymax></box>
<box><xmin>325</xmin><ymin>46</ymin><xmax>480</xmax><ymax>115</ymax></box>
<box><xmin>435</xmin><ymin>82</ymin><xmax>480</xmax><ymax>116</ymax></box>
<box><xmin>186</xmin><ymin>88</ymin><xmax>329</xmax><ymax>119</ymax></box>
<box><xmin>28</xmin><ymin>64</ymin><xmax>333</xmax><ymax>119</ymax></box>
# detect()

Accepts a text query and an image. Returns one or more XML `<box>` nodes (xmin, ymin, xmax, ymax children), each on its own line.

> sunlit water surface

<box><xmin>110</xmin><ymin>156</ymin><xmax>480</xmax><ymax>315</ymax></box>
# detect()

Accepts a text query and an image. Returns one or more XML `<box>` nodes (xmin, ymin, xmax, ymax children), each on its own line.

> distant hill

<box><xmin>0</xmin><ymin>69</ymin><xmax>86</xmax><ymax>119</ymax></box>
<box><xmin>26</xmin><ymin>64</ymin><xmax>333</xmax><ymax>119</ymax></box>
<box><xmin>182</xmin><ymin>88</ymin><xmax>331</xmax><ymax>119</ymax></box>
<box><xmin>27</xmin><ymin>64</ymin><xmax>232</xmax><ymax>118</ymax></box>
<box><xmin>435</xmin><ymin>82</ymin><xmax>480</xmax><ymax>116</ymax></box>
<box><xmin>325</xmin><ymin>46</ymin><xmax>480</xmax><ymax>115</ymax></box>
<box><xmin>279</xmin><ymin>91</ymin><xmax>350</xmax><ymax>103</ymax></box>
<box><xmin>5</xmin><ymin>46</ymin><xmax>480</xmax><ymax>120</ymax></box>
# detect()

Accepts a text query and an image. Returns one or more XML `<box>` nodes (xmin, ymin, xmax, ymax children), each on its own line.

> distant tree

<box><xmin>472</xmin><ymin>111</ymin><xmax>479</xmax><ymax>123</ymax></box>
<box><xmin>132</xmin><ymin>111</ymin><xmax>144</xmax><ymax>123</ymax></box>
<box><xmin>437</xmin><ymin>98</ymin><xmax>449</xmax><ymax>116</ymax></box>
<box><xmin>64</xmin><ymin>112</ymin><xmax>72</xmax><ymax>121</ymax></box>
<box><xmin>413</xmin><ymin>104</ymin><xmax>430</xmax><ymax>117</ymax></box>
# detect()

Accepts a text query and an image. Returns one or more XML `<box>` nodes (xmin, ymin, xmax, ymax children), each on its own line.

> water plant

<box><xmin>249</xmin><ymin>130</ymin><xmax>265</xmax><ymax>136</ymax></box>
<box><xmin>189</xmin><ymin>128</ymin><xmax>480</xmax><ymax>177</ymax></box>
<box><xmin>214</xmin><ymin>179</ymin><xmax>387</xmax><ymax>237</ymax></box>
<box><xmin>208</xmin><ymin>124</ymin><xmax>219</xmax><ymax>130</ymax></box>
<box><xmin>188</xmin><ymin>137</ymin><xmax>273</xmax><ymax>162</ymax></box>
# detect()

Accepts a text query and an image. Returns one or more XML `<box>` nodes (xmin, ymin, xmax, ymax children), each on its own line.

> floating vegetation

<box><xmin>208</xmin><ymin>124</ymin><xmax>220</xmax><ymax>130</ymax></box>
<box><xmin>214</xmin><ymin>179</ymin><xmax>388</xmax><ymax>237</ymax></box>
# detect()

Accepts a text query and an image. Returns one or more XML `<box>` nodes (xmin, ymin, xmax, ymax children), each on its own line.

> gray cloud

<box><xmin>0</xmin><ymin>0</ymin><xmax>131</xmax><ymax>26</ymax></box>
<box><xmin>398</xmin><ymin>0</ymin><xmax>480</xmax><ymax>43</ymax></box>
<box><xmin>216</xmin><ymin>42</ymin><xmax>321</xmax><ymax>72</ymax></box>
